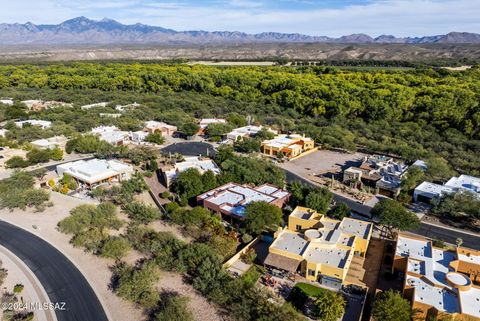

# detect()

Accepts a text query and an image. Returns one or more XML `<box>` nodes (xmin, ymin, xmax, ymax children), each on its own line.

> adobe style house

<box><xmin>197</xmin><ymin>182</ymin><xmax>290</xmax><ymax>220</ymax></box>
<box><xmin>393</xmin><ymin>233</ymin><xmax>480</xmax><ymax>321</ymax></box>
<box><xmin>343</xmin><ymin>155</ymin><xmax>408</xmax><ymax>198</ymax></box>
<box><xmin>143</xmin><ymin>121</ymin><xmax>177</xmax><ymax>136</ymax></box>
<box><xmin>264</xmin><ymin>206</ymin><xmax>372</xmax><ymax>289</ymax></box>
<box><xmin>261</xmin><ymin>134</ymin><xmax>315</xmax><ymax>159</ymax></box>
<box><xmin>56</xmin><ymin>159</ymin><xmax>134</xmax><ymax>190</ymax></box>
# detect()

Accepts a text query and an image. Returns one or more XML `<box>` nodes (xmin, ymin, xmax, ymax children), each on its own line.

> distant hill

<box><xmin>0</xmin><ymin>17</ymin><xmax>480</xmax><ymax>45</ymax></box>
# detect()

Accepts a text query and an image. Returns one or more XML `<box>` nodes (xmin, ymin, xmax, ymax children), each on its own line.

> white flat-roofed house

<box><xmin>99</xmin><ymin>113</ymin><xmax>122</xmax><ymax>118</ymax></box>
<box><xmin>0</xmin><ymin>98</ymin><xmax>14</xmax><ymax>106</ymax></box>
<box><xmin>445</xmin><ymin>175</ymin><xmax>480</xmax><ymax>195</ymax></box>
<box><xmin>414</xmin><ymin>174</ymin><xmax>480</xmax><ymax>204</ymax></box>
<box><xmin>394</xmin><ymin>233</ymin><xmax>480</xmax><ymax>321</ymax></box>
<box><xmin>226</xmin><ymin>125</ymin><xmax>278</xmax><ymax>141</ymax></box>
<box><xmin>30</xmin><ymin>136</ymin><xmax>67</xmax><ymax>150</ymax></box>
<box><xmin>144</xmin><ymin>121</ymin><xmax>177</xmax><ymax>136</ymax></box>
<box><xmin>81</xmin><ymin>102</ymin><xmax>109</xmax><ymax>110</ymax></box>
<box><xmin>131</xmin><ymin>131</ymin><xmax>149</xmax><ymax>143</ymax></box>
<box><xmin>413</xmin><ymin>182</ymin><xmax>455</xmax><ymax>203</ymax></box>
<box><xmin>197</xmin><ymin>182</ymin><xmax>290</xmax><ymax>220</ymax></box>
<box><xmin>90</xmin><ymin>126</ymin><xmax>129</xmax><ymax>146</ymax></box>
<box><xmin>14</xmin><ymin>120</ymin><xmax>52</xmax><ymax>129</ymax></box>
<box><xmin>56</xmin><ymin>159</ymin><xmax>134</xmax><ymax>189</ymax></box>
<box><xmin>160</xmin><ymin>156</ymin><xmax>220</xmax><ymax>187</ymax></box>
<box><xmin>115</xmin><ymin>102</ymin><xmax>141</xmax><ymax>112</ymax></box>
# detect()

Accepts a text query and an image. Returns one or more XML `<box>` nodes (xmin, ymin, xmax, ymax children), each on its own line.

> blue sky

<box><xmin>1</xmin><ymin>0</ymin><xmax>479</xmax><ymax>37</ymax></box>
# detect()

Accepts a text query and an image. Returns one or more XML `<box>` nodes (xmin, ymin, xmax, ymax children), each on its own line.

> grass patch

<box><xmin>294</xmin><ymin>282</ymin><xmax>328</xmax><ymax>297</ymax></box>
<box><xmin>241</xmin><ymin>265</ymin><xmax>265</xmax><ymax>287</ymax></box>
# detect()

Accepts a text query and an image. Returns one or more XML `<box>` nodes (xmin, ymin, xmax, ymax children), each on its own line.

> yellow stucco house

<box><xmin>261</xmin><ymin>134</ymin><xmax>315</xmax><ymax>159</ymax></box>
<box><xmin>264</xmin><ymin>206</ymin><xmax>373</xmax><ymax>288</ymax></box>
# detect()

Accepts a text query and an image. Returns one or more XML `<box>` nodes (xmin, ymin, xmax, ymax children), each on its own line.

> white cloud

<box><xmin>0</xmin><ymin>0</ymin><xmax>478</xmax><ymax>36</ymax></box>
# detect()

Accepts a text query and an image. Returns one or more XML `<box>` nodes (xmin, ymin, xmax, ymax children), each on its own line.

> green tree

<box><xmin>154</xmin><ymin>295</ymin><xmax>194</xmax><ymax>321</ymax></box>
<box><xmin>5</xmin><ymin>156</ymin><xmax>29</xmax><ymax>168</ymax></box>
<box><xmin>100</xmin><ymin>236</ymin><xmax>131</xmax><ymax>259</ymax></box>
<box><xmin>26</xmin><ymin>148</ymin><xmax>51</xmax><ymax>164</ymax></box>
<box><xmin>329</xmin><ymin>202</ymin><xmax>350</xmax><ymax>220</ymax></box>
<box><xmin>372</xmin><ymin>199</ymin><xmax>420</xmax><ymax>238</ymax></box>
<box><xmin>123</xmin><ymin>202</ymin><xmax>161</xmax><ymax>224</ymax></box>
<box><xmin>201</xmin><ymin>170</ymin><xmax>218</xmax><ymax>191</ymax></box>
<box><xmin>234</xmin><ymin>138</ymin><xmax>261</xmax><ymax>153</ymax></box>
<box><xmin>206</xmin><ymin>123</ymin><xmax>234</xmax><ymax>139</ymax></box>
<box><xmin>227</xmin><ymin>113</ymin><xmax>247</xmax><ymax>127</ymax></box>
<box><xmin>305</xmin><ymin>187</ymin><xmax>333</xmax><ymax>213</ymax></box>
<box><xmin>312</xmin><ymin>290</ymin><xmax>345</xmax><ymax>321</ymax></box>
<box><xmin>172</xmin><ymin>168</ymin><xmax>204</xmax><ymax>200</ymax></box>
<box><xmin>245</xmin><ymin>201</ymin><xmax>283</xmax><ymax>235</ymax></box>
<box><xmin>145</xmin><ymin>132</ymin><xmax>166</xmax><ymax>145</ymax></box>
<box><xmin>215</xmin><ymin>145</ymin><xmax>234</xmax><ymax>164</ymax></box>
<box><xmin>113</xmin><ymin>261</ymin><xmax>160</xmax><ymax>308</ymax></box>
<box><xmin>181</xmin><ymin>122</ymin><xmax>200</xmax><ymax>137</ymax></box>
<box><xmin>425</xmin><ymin>157</ymin><xmax>455</xmax><ymax>182</ymax></box>
<box><xmin>372</xmin><ymin>290</ymin><xmax>412</xmax><ymax>321</ymax></box>
<box><xmin>50</xmin><ymin>147</ymin><xmax>64</xmax><ymax>161</ymax></box>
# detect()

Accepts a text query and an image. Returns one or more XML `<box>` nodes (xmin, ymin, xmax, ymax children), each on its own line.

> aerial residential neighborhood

<box><xmin>0</xmin><ymin>3</ymin><xmax>480</xmax><ymax>321</ymax></box>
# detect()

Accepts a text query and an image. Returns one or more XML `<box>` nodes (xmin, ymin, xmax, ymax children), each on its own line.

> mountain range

<box><xmin>1</xmin><ymin>17</ymin><xmax>480</xmax><ymax>45</ymax></box>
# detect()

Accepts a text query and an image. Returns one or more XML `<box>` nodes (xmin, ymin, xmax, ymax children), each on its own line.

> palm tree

<box><xmin>455</xmin><ymin>238</ymin><xmax>463</xmax><ymax>248</ymax></box>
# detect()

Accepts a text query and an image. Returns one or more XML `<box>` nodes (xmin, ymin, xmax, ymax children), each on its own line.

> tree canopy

<box><xmin>245</xmin><ymin>201</ymin><xmax>284</xmax><ymax>235</ymax></box>
<box><xmin>371</xmin><ymin>199</ymin><xmax>420</xmax><ymax>238</ymax></box>
<box><xmin>372</xmin><ymin>290</ymin><xmax>412</xmax><ymax>321</ymax></box>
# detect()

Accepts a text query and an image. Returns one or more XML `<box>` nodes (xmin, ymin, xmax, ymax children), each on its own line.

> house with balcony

<box><xmin>263</xmin><ymin>206</ymin><xmax>373</xmax><ymax>289</ymax></box>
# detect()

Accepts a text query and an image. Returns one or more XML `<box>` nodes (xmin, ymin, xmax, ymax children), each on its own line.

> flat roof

<box><xmin>144</xmin><ymin>120</ymin><xmax>177</xmax><ymax>129</ymax></box>
<box><xmin>291</xmin><ymin>206</ymin><xmax>317</xmax><ymax>220</ymax></box>
<box><xmin>57</xmin><ymin>159</ymin><xmax>133</xmax><ymax>184</ymax></box>
<box><xmin>414</xmin><ymin>181</ymin><xmax>454</xmax><ymax>197</ymax></box>
<box><xmin>407</xmin><ymin>275</ymin><xmax>459</xmax><ymax>314</ymax></box>
<box><xmin>165</xmin><ymin>157</ymin><xmax>220</xmax><ymax>184</ymax></box>
<box><xmin>271</xmin><ymin>231</ymin><xmax>309</xmax><ymax>256</ymax></box>
<box><xmin>15</xmin><ymin>120</ymin><xmax>52</xmax><ymax>127</ymax></box>
<box><xmin>397</xmin><ymin>234</ymin><xmax>480</xmax><ymax>318</ymax></box>
<box><xmin>339</xmin><ymin>218</ymin><xmax>372</xmax><ymax>239</ymax></box>
<box><xmin>459</xmin><ymin>286</ymin><xmax>480</xmax><ymax>318</ymax></box>
<box><xmin>199</xmin><ymin>182</ymin><xmax>289</xmax><ymax>216</ymax></box>
<box><xmin>304</xmin><ymin>246</ymin><xmax>350</xmax><ymax>268</ymax></box>
<box><xmin>445</xmin><ymin>175</ymin><xmax>480</xmax><ymax>194</ymax></box>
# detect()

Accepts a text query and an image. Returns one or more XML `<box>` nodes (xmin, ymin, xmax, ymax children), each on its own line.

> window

<box><xmin>296</xmin><ymin>225</ymin><xmax>302</xmax><ymax>231</ymax></box>
<box><xmin>308</xmin><ymin>269</ymin><xmax>316</xmax><ymax>276</ymax></box>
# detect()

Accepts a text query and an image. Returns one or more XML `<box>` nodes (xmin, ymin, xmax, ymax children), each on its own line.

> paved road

<box><xmin>283</xmin><ymin>168</ymin><xmax>480</xmax><ymax>249</ymax></box>
<box><xmin>411</xmin><ymin>222</ymin><xmax>480</xmax><ymax>250</ymax></box>
<box><xmin>284</xmin><ymin>169</ymin><xmax>372</xmax><ymax>216</ymax></box>
<box><xmin>160</xmin><ymin>142</ymin><xmax>216</xmax><ymax>157</ymax></box>
<box><xmin>0</xmin><ymin>221</ymin><xmax>108</xmax><ymax>321</ymax></box>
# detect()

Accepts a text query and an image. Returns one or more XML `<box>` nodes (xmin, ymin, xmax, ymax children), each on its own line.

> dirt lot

<box><xmin>280</xmin><ymin>149</ymin><xmax>366</xmax><ymax>178</ymax></box>
<box><xmin>156</xmin><ymin>271</ymin><xmax>227</xmax><ymax>321</ymax></box>
<box><xmin>0</xmin><ymin>192</ymin><xmax>142</xmax><ymax>321</ymax></box>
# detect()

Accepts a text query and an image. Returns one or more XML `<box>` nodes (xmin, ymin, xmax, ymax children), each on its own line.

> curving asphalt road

<box><xmin>0</xmin><ymin>221</ymin><xmax>108</xmax><ymax>321</ymax></box>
